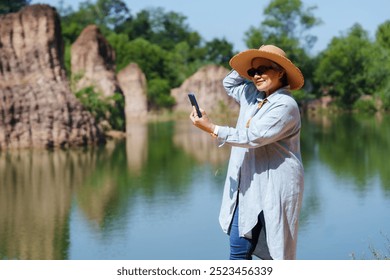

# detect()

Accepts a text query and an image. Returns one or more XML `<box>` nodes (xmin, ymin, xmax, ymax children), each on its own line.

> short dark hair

<box><xmin>271</xmin><ymin>62</ymin><xmax>288</xmax><ymax>87</ymax></box>
<box><xmin>280</xmin><ymin>73</ymin><xmax>288</xmax><ymax>87</ymax></box>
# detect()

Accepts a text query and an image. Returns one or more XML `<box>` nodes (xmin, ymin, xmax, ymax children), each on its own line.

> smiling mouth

<box><xmin>256</xmin><ymin>79</ymin><xmax>266</xmax><ymax>85</ymax></box>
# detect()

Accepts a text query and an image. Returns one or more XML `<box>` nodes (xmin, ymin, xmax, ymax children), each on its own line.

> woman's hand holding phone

<box><xmin>188</xmin><ymin>92</ymin><xmax>215</xmax><ymax>134</ymax></box>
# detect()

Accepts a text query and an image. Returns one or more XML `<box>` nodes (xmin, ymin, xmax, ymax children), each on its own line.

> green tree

<box><xmin>314</xmin><ymin>24</ymin><xmax>387</xmax><ymax>107</ymax></box>
<box><xmin>55</xmin><ymin>1</ymin><xmax>237</xmax><ymax>110</ymax></box>
<box><xmin>147</xmin><ymin>8</ymin><xmax>197</xmax><ymax>50</ymax></box>
<box><xmin>148</xmin><ymin>78</ymin><xmax>175</xmax><ymax>109</ymax></box>
<box><xmin>114</xmin><ymin>9</ymin><xmax>150</xmax><ymax>40</ymax></box>
<box><xmin>376</xmin><ymin>20</ymin><xmax>390</xmax><ymax>50</ymax></box>
<box><xmin>203</xmin><ymin>38</ymin><xmax>234</xmax><ymax>69</ymax></box>
<box><xmin>115</xmin><ymin>7</ymin><xmax>202</xmax><ymax>52</ymax></box>
<box><xmin>120</xmin><ymin>7</ymin><xmax>229</xmax><ymax>68</ymax></box>
<box><xmin>122</xmin><ymin>38</ymin><xmax>175</xmax><ymax>108</ymax></box>
<box><xmin>375</xmin><ymin>21</ymin><xmax>390</xmax><ymax>110</ymax></box>
<box><xmin>93</xmin><ymin>0</ymin><xmax>129</xmax><ymax>29</ymax></box>
<box><xmin>106</xmin><ymin>32</ymin><xmax>131</xmax><ymax>71</ymax></box>
<box><xmin>244</xmin><ymin>0</ymin><xmax>321</xmax><ymax>94</ymax></box>
<box><xmin>110</xmin><ymin>7</ymin><xmax>235</xmax><ymax>108</ymax></box>
<box><xmin>60</xmin><ymin>0</ymin><xmax>130</xmax><ymax>44</ymax></box>
<box><xmin>75</xmin><ymin>86</ymin><xmax>125</xmax><ymax>131</ymax></box>
<box><xmin>164</xmin><ymin>41</ymin><xmax>194</xmax><ymax>87</ymax></box>
<box><xmin>244</xmin><ymin>0</ymin><xmax>321</xmax><ymax>51</ymax></box>
<box><xmin>125</xmin><ymin>38</ymin><xmax>168</xmax><ymax>80</ymax></box>
<box><xmin>0</xmin><ymin>0</ymin><xmax>30</xmax><ymax>14</ymax></box>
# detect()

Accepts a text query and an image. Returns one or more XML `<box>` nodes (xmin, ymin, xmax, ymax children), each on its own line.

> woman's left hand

<box><xmin>189</xmin><ymin>106</ymin><xmax>215</xmax><ymax>134</ymax></box>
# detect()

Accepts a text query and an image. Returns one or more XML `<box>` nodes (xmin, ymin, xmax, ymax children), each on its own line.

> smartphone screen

<box><xmin>188</xmin><ymin>93</ymin><xmax>202</xmax><ymax>117</ymax></box>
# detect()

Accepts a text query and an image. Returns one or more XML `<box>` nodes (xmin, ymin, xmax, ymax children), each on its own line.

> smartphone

<box><xmin>188</xmin><ymin>92</ymin><xmax>202</xmax><ymax>117</ymax></box>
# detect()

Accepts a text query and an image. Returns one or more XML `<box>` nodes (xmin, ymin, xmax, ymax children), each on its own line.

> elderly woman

<box><xmin>190</xmin><ymin>45</ymin><xmax>304</xmax><ymax>260</ymax></box>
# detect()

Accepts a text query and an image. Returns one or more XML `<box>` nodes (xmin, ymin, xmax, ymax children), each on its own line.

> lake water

<box><xmin>1</xmin><ymin>113</ymin><xmax>390</xmax><ymax>260</ymax></box>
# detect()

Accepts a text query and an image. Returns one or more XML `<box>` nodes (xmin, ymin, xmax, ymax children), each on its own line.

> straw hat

<box><xmin>229</xmin><ymin>45</ymin><xmax>304</xmax><ymax>90</ymax></box>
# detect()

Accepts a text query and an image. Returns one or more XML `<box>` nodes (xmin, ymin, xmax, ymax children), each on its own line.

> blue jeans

<box><xmin>229</xmin><ymin>205</ymin><xmax>268</xmax><ymax>260</ymax></box>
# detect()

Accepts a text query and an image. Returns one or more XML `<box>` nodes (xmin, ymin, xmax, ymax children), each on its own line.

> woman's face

<box><xmin>249</xmin><ymin>58</ymin><xmax>284</xmax><ymax>95</ymax></box>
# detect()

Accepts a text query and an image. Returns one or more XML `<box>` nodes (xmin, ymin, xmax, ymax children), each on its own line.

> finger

<box><xmin>192</xmin><ymin>106</ymin><xmax>198</xmax><ymax>117</ymax></box>
<box><xmin>192</xmin><ymin>107</ymin><xmax>200</xmax><ymax>118</ymax></box>
<box><xmin>189</xmin><ymin>111</ymin><xmax>197</xmax><ymax>122</ymax></box>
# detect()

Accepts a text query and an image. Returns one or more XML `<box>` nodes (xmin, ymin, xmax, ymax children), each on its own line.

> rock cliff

<box><xmin>117</xmin><ymin>63</ymin><xmax>148</xmax><ymax>124</ymax></box>
<box><xmin>71</xmin><ymin>24</ymin><xmax>120</xmax><ymax>98</ymax></box>
<box><xmin>171</xmin><ymin>65</ymin><xmax>239</xmax><ymax>115</ymax></box>
<box><xmin>0</xmin><ymin>5</ymin><xmax>103</xmax><ymax>149</ymax></box>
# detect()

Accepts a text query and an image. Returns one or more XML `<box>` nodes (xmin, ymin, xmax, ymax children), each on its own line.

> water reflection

<box><xmin>301</xmin><ymin>113</ymin><xmax>390</xmax><ymax>193</ymax></box>
<box><xmin>297</xmin><ymin>113</ymin><xmax>390</xmax><ymax>260</ymax></box>
<box><xmin>0</xmin><ymin>149</ymin><xmax>85</xmax><ymax>259</ymax></box>
<box><xmin>1</xmin><ymin>114</ymin><xmax>389</xmax><ymax>260</ymax></box>
<box><xmin>126</xmin><ymin>122</ymin><xmax>148</xmax><ymax>175</ymax></box>
<box><xmin>173</xmin><ymin>120</ymin><xmax>231</xmax><ymax>165</ymax></box>
<box><xmin>0</xmin><ymin>120</ymin><xmax>229</xmax><ymax>259</ymax></box>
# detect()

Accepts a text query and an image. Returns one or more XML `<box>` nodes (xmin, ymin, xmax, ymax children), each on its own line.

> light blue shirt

<box><xmin>217</xmin><ymin>70</ymin><xmax>304</xmax><ymax>260</ymax></box>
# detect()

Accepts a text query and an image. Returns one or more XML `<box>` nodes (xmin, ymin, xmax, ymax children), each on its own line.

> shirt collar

<box><xmin>256</xmin><ymin>91</ymin><xmax>266</xmax><ymax>102</ymax></box>
<box><xmin>257</xmin><ymin>87</ymin><xmax>291</xmax><ymax>103</ymax></box>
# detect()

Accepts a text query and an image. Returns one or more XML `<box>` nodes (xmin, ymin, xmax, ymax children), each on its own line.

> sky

<box><xmin>31</xmin><ymin>0</ymin><xmax>390</xmax><ymax>54</ymax></box>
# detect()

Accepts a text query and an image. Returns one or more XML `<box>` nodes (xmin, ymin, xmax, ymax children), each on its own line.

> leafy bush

<box><xmin>352</xmin><ymin>98</ymin><xmax>377</xmax><ymax>112</ymax></box>
<box><xmin>147</xmin><ymin>78</ymin><xmax>175</xmax><ymax>109</ymax></box>
<box><xmin>75</xmin><ymin>87</ymin><xmax>125</xmax><ymax>131</ymax></box>
<box><xmin>378</xmin><ymin>81</ymin><xmax>390</xmax><ymax>111</ymax></box>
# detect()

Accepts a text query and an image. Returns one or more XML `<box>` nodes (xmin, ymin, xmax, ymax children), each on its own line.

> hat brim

<box><xmin>229</xmin><ymin>49</ymin><xmax>304</xmax><ymax>90</ymax></box>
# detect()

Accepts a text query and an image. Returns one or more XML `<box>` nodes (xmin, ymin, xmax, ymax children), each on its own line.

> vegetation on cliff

<box><xmin>2</xmin><ymin>0</ymin><xmax>390</xmax><ymax>111</ymax></box>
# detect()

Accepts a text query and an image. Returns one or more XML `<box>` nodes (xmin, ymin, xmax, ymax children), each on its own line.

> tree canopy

<box><xmin>57</xmin><ymin>0</ymin><xmax>234</xmax><ymax>109</ymax></box>
<box><xmin>244</xmin><ymin>0</ymin><xmax>389</xmax><ymax>110</ymax></box>
<box><xmin>314</xmin><ymin>24</ymin><xmax>390</xmax><ymax>108</ymax></box>
<box><xmin>1</xmin><ymin>0</ymin><xmax>390</xmax><ymax>112</ymax></box>
<box><xmin>0</xmin><ymin>0</ymin><xmax>31</xmax><ymax>14</ymax></box>
<box><xmin>244</xmin><ymin>0</ymin><xmax>321</xmax><ymax>97</ymax></box>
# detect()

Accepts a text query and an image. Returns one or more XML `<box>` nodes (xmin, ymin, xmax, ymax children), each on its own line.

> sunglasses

<box><xmin>247</xmin><ymin>66</ymin><xmax>274</xmax><ymax>77</ymax></box>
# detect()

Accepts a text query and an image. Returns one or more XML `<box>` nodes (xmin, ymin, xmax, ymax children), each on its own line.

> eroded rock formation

<box><xmin>117</xmin><ymin>63</ymin><xmax>148</xmax><ymax>125</ymax></box>
<box><xmin>71</xmin><ymin>24</ymin><xmax>120</xmax><ymax>98</ymax></box>
<box><xmin>171</xmin><ymin>65</ymin><xmax>239</xmax><ymax>115</ymax></box>
<box><xmin>0</xmin><ymin>5</ymin><xmax>103</xmax><ymax>149</ymax></box>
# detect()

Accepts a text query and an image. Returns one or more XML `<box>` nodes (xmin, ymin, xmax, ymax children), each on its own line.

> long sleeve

<box><xmin>218</xmin><ymin>70</ymin><xmax>301</xmax><ymax>149</ymax></box>
<box><xmin>222</xmin><ymin>70</ymin><xmax>255</xmax><ymax>104</ymax></box>
<box><xmin>217</xmin><ymin>95</ymin><xmax>301</xmax><ymax>149</ymax></box>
